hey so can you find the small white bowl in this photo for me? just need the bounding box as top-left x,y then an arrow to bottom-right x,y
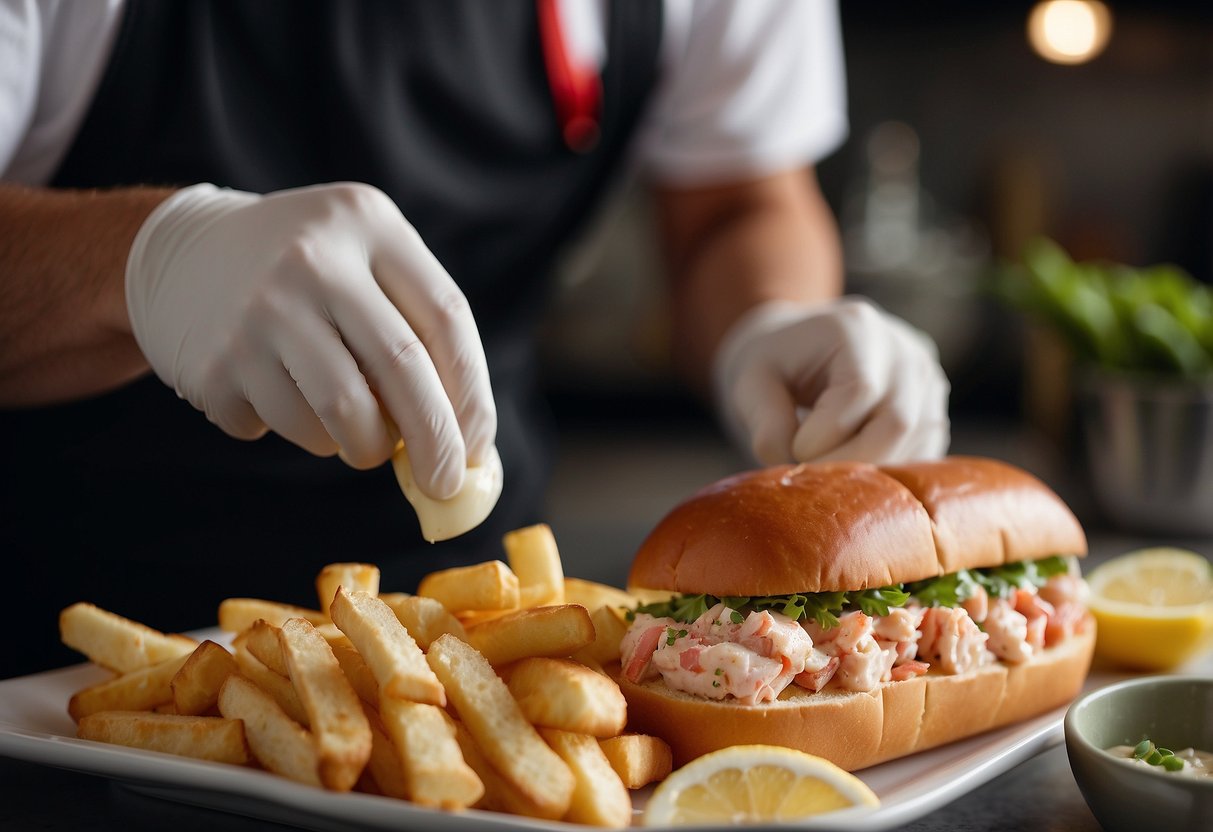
1065,675 -> 1213,832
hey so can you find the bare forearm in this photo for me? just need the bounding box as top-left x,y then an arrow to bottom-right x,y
0,184 -> 172,406
656,169 -> 843,392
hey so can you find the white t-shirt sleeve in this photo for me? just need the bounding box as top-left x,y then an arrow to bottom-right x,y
0,0 -> 123,185
638,0 -> 848,186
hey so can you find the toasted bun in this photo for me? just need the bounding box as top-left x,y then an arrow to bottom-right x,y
613,616 -> 1095,771
627,456 -> 1087,596
881,456 -> 1088,573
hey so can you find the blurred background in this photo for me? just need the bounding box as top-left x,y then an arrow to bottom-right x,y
537,0 -> 1213,586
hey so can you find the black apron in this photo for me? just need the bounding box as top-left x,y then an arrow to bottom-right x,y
2,0 -> 662,677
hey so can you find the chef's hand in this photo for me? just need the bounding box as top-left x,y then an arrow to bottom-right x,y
125,182 -> 495,499
713,297 -> 950,466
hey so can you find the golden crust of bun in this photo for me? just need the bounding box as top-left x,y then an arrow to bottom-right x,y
612,615 -> 1096,771
626,461 -> 940,596
880,455 -> 1088,573
626,456 -> 1086,596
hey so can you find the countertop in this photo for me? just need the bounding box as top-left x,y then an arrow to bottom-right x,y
2,415 -> 1209,831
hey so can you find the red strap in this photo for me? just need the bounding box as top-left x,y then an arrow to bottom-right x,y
537,0 -> 602,153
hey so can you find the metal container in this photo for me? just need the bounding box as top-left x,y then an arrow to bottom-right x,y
1079,370 -> 1213,536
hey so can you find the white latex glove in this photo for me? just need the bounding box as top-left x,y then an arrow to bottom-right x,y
712,297 -> 950,466
125,182 -> 496,499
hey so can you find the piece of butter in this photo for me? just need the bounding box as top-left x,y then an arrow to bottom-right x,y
391,443 -> 503,543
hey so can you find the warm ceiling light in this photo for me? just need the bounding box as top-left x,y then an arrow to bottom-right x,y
1028,0 -> 1113,65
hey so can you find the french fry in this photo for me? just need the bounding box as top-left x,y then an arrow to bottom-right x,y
316,562 -> 380,615
355,770 -> 382,796
425,634 -> 573,819
329,639 -> 379,706
504,658 -> 627,737
417,560 -> 519,612
78,710 -> 250,765
597,734 -> 673,789
377,593 -> 467,650
504,523 -> 565,608
361,703 -> 409,799
171,640 -> 238,716
68,653 -> 191,721
464,604 -> 594,667
59,603 -> 197,673
218,675 -> 320,787
57,526 -> 657,823
278,618 -> 371,792
218,598 -> 326,633
379,697 -> 483,809
572,604 -> 629,667
452,720 -> 551,818
541,728 -> 632,828
232,645 -> 310,727
329,588 -> 444,706
561,578 -> 638,613
313,623 -> 349,646
244,619 -> 289,676
454,607 -> 518,628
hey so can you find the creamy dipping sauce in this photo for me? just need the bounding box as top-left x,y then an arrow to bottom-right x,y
1106,745 -> 1213,779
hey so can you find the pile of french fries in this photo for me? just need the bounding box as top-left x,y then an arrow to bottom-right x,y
59,524 -> 673,827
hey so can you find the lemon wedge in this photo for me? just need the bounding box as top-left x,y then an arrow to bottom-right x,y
1086,547 -> 1213,671
642,745 -> 879,827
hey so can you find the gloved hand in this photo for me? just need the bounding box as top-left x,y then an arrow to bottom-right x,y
125,181 -> 496,499
712,297 -> 950,466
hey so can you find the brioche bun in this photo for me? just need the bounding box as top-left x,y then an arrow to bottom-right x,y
619,456 -> 1094,771
627,456 -> 1088,596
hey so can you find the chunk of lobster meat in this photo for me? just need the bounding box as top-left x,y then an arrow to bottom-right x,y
889,660 -> 930,681
794,656 -> 840,692
1014,588 -> 1056,621
983,599 -> 1032,664
1038,573 -> 1089,609
737,609 -> 817,670
835,637 -> 897,692
805,610 -> 873,656
961,585 -> 989,624
917,606 -> 990,675
620,614 -> 676,683
877,636 -> 921,666
1045,601 -> 1086,647
653,640 -> 786,705
872,607 -> 924,642
688,603 -> 742,644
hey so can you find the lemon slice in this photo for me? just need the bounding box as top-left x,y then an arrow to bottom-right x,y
642,745 -> 879,827
1087,547 -> 1213,671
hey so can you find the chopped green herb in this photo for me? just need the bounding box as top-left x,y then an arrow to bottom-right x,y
1132,738 -> 1186,772
663,628 -> 689,647
714,668 -> 724,676
729,610 -> 744,624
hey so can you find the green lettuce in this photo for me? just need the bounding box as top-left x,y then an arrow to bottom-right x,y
629,586 -> 909,630
629,556 -> 1073,629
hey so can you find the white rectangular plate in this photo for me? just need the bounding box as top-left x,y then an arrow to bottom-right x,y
2,631 -> 1209,831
